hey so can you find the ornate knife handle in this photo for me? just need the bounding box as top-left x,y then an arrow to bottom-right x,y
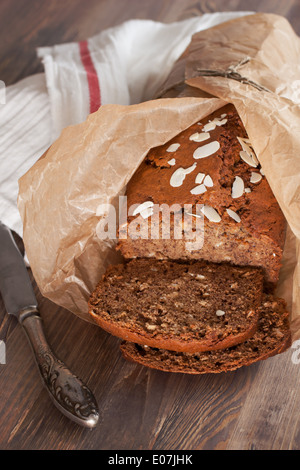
19,308 -> 99,428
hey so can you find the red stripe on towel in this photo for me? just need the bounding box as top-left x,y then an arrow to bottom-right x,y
79,40 -> 101,113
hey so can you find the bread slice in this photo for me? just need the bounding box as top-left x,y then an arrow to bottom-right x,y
120,295 -> 291,374
117,104 -> 286,290
89,258 -> 264,353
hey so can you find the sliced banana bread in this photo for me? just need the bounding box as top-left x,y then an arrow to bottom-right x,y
89,258 -> 264,353
120,295 -> 291,374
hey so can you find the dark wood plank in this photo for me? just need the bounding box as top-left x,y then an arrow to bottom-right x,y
1,0 -> 300,87
0,0 -> 300,451
226,347 -> 300,450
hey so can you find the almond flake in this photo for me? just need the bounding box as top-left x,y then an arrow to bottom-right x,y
232,176 -> 244,199
237,137 -> 259,167
190,184 -> 207,195
201,205 -> 221,223
170,163 -> 197,187
239,150 -> 257,168
216,118 -> 227,126
237,137 -> 253,155
202,121 -> 216,132
167,158 -> 176,166
245,188 -> 251,193
216,310 -> 225,316
189,132 -> 210,142
260,168 -> 265,175
185,211 -> 203,219
193,141 -> 220,159
202,116 -> 227,132
250,172 -> 262,183
132,201 -> 154,219
250,149 -> 259,166
166,143 -> 180,152
203,175 -> 213,187
195,172 -> 205,184
226,208 -> 241,223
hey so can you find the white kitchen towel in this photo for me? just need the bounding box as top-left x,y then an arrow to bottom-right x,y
0,12 -> 252,236
0,73 -> 51,235
38,12 -> 252,140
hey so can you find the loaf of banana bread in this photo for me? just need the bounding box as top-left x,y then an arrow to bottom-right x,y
117,104 -> 286,290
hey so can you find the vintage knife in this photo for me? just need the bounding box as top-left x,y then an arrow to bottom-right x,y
0,221 -> 99,428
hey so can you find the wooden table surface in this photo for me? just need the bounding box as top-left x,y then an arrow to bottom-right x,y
1,0 -> 300,451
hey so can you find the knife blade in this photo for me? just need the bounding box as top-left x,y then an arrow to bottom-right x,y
0,222 -> 37,317
0,221 -> 99,428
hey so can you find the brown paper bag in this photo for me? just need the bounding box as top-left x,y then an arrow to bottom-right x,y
18,97 -> 225,321
18,13 -> 300,341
